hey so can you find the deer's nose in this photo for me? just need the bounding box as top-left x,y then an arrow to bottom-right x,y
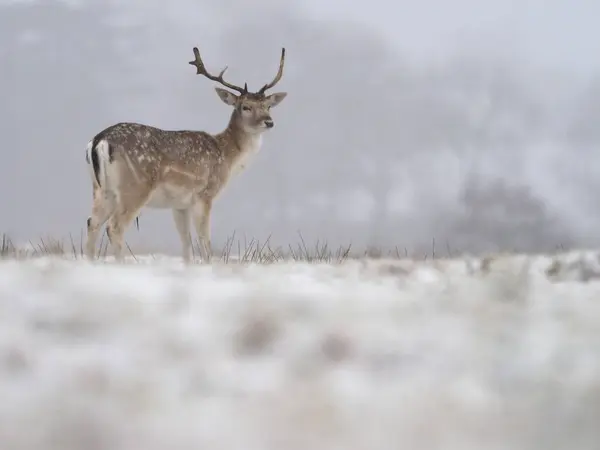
264,118 -> 274,128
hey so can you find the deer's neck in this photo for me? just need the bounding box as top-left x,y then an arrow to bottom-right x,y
218,112 -> 263,163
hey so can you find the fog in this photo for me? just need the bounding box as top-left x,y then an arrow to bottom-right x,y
2,0 -> 600,255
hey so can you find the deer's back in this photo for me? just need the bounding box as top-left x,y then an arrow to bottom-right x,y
94,122 -> 224,181
95,122 -> 220,159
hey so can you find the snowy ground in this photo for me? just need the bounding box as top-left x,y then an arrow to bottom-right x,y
1,251 -> 600,450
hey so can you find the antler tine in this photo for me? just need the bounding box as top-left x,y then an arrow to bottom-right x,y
189,47 -> 246,94
258,47 -> 286,94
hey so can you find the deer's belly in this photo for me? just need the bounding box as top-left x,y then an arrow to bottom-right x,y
146,183 -> 195,209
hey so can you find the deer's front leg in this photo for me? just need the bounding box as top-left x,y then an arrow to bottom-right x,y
172,208 -> 192,263
192,198 -> 212,263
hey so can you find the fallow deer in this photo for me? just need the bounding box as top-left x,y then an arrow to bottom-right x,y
84,46 -> 287,262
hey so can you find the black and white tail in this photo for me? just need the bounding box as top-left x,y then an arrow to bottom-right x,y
85,136 -> 112,188
85,137 -> 140,230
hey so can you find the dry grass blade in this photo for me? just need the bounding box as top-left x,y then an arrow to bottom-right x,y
1,233 -> 16,258
68,233 -> 81,259
220,230 -> 236,264
125,241 -> 138,262
337,243 -> 352,263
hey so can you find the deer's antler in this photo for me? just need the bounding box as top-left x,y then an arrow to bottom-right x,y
258,48 -> 286,94
189,47 -> 248,95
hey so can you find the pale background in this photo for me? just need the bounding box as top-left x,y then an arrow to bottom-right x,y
2,0 -> 600,255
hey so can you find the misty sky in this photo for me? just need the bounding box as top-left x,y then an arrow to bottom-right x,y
2,0 -> 600,256
303,0 -> 600,75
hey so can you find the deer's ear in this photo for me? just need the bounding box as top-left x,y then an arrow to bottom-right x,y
215,87 -> 238,106
265,92 -> 287,108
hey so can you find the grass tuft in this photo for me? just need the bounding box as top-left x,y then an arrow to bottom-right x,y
1,230 -> 402,263
1,231 -> 569,264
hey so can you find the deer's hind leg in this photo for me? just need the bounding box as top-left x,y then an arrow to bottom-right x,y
86,185 -> 117,259
106,187 -> 153,262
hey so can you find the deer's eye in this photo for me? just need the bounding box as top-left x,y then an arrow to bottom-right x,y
242,105 -> 252,111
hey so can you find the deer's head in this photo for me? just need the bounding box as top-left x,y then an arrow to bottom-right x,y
189,47 -> 287,134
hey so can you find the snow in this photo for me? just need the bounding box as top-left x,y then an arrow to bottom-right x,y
0,252 -> 600,449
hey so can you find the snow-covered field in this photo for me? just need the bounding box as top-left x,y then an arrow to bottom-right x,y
1,251 -> 600,450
